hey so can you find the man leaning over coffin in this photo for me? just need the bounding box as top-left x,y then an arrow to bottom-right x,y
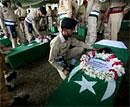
48,18 -> 89,80
24,6 -> 47,43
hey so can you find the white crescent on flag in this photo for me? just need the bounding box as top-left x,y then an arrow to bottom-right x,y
68,65 -> 81,82
95,39 -> 127,49
68,65 -> 116,101
101,79 -> 116,101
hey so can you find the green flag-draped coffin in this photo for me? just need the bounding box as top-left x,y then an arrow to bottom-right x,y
47,40 -> 129,107
5,41 -> 50,69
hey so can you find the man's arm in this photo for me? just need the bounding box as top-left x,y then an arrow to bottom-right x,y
32,19 -> 40,36
0,8 -> 8,35
123,3 -> 130,14
71,37 -> 88,49
48,40 -> 64,72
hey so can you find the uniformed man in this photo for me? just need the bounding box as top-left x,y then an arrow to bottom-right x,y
77,0 -> 87,26
52,7 -> 58,24
26,6 -> 31,14
48,18 -> 88,80
0,0 -> 25,48
46,6 -> 53,31
103,1 -> 127,40
57,0 -> 81,25
24,6 -> 47,42
85,0 -> 106,49
14,2 -> 27,33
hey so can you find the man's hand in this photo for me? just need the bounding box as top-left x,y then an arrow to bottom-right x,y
63,69 -> 70,76
3,28 -> 9,36
0,45 -> 11,54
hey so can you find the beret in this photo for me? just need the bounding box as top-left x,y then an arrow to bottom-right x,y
61,18 -> 78,29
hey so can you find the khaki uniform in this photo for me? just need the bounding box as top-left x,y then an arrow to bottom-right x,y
48,33 -> 87,80
0,6 -> 25,48
85,0 -> 103,48
85,0 -> 95,19
77,4 -> 87,26
97,2 -> 109,34
15,7 -> 27,33
104,2 -> 127,40
24,9 -> 41,42
0,53 -> 12,107
0,6 -> 17,48
52,7 -> 58,24
58,0 -> 79,22
47,6 -> 53,30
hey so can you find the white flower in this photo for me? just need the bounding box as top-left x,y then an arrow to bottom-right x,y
105,72 -> 114,81
84,70 -> 89,75
80,50 -> 125,81
110,58 -> 120,63
120,67 -> 125,74
42,39 -> 48,43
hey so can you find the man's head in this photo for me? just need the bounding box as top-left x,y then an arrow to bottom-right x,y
16,2 -> 22,7
48,6 -> 52,10
1,0 -> 11,7
38,6 -> 47,17
61,18 -> 78,39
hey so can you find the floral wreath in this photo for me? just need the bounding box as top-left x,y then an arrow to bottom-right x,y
35,35 -> 51,43
80,48 -> 125,81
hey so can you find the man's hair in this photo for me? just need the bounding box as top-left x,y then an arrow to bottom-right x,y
16,2 -> 22,7
39,6 -> 47,15
2,0 -> 10,7
61,18 -> 78,29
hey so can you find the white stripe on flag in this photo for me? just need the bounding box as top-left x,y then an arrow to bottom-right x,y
95,39 -> 128,49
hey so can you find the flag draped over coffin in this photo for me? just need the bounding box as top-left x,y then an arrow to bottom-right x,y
47,40 -> 129,107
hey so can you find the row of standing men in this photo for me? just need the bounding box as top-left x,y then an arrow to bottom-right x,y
0,0 -> 54,48
57,0 -> 130,49
0,0 -> 130,49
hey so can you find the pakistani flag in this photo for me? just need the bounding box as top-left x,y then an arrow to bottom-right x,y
47,40 -> 129,107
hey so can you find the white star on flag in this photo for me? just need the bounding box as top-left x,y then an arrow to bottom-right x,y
74,76 -> 97,94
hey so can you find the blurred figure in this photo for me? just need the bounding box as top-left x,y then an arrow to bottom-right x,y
26,6 -> 31,14
0,0 -> 25,48
57,0 -> 80,24
15,2 -> 27,34
24,6 -> 47,42
52,7 -> 58,24
14,2 -> 27,44
103,1 -> 128,40
0,45 -> 29,107
0,44 -> 16,89
0,51 -> 13,107
85,0 -> 106,49
47,6 -> 53,31
77,0 -> 88,26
